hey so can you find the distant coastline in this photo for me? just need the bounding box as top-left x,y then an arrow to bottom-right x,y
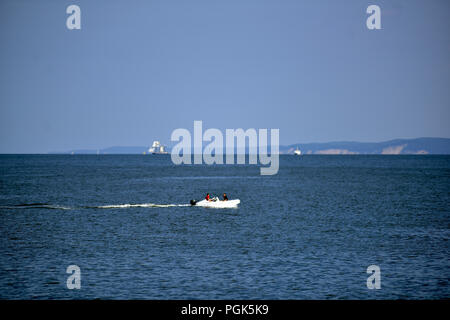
47,137 -> 450,155
283,137 -> 450,155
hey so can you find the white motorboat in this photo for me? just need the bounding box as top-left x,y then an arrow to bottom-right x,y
190,198 -> 240,208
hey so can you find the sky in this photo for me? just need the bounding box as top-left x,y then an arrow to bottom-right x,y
0,0 -> 449,153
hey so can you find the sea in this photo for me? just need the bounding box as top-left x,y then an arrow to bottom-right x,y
0,154 -> 449,299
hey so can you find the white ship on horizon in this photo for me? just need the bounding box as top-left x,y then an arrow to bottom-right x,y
148,140 -> 168,154
294,147 -> 301,155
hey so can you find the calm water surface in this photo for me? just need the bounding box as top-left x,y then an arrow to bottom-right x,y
0,155 -> 449,299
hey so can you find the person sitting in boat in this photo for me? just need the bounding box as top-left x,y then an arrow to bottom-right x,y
222,193 -> 228,201
205,193 -> 211,201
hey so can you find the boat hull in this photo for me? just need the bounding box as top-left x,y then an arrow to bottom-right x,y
192,199 -> 240,208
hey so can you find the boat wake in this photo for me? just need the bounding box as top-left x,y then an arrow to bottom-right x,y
91,203 -> 190,209
0,203 -> 72,210
0,202 -> 190,210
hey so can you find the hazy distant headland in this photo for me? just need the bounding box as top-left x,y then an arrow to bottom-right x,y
50,138 -> 450,155
283,137 -> 450,155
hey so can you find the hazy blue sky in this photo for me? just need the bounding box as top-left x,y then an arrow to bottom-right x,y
0,0 -> 449,153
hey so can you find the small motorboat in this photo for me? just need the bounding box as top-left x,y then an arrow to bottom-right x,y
190,197 -> 240,208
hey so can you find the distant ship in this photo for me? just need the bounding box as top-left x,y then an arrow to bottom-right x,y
148,141 -> 168,154
294,147 -> 301,155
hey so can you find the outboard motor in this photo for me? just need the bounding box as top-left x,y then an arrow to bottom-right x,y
190,199 -> 197,206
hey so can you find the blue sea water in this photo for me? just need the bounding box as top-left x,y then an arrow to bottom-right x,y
0,154 -> 449,299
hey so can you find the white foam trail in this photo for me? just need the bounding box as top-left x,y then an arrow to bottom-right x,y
0,204 -> 72,210
0,203 -> 190,210
45,205 -> 72,210
94,203 -> 190,209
